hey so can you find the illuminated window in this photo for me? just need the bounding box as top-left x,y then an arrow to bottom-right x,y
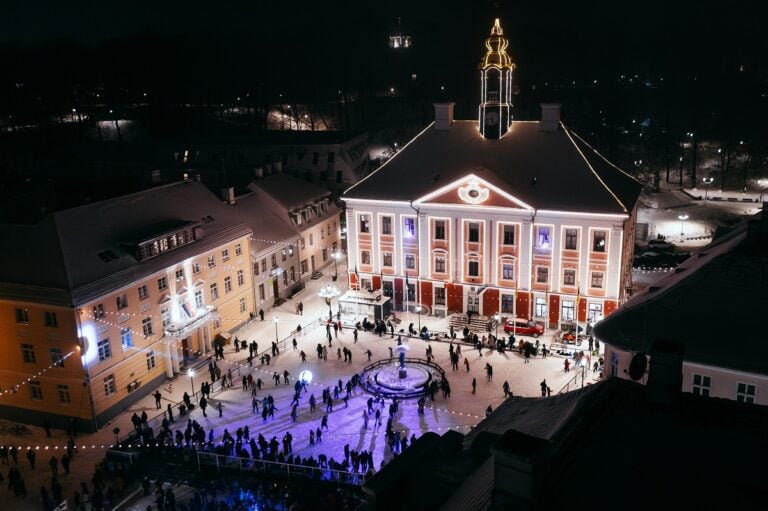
502,263 -> 514,279
588,303 -> 602,322
282,248 -> 287,261
561,300 -> 575,321
175,269 -> 184,281
15,307 -> 29,323
44,311 -> 58,327
116,294 -> 128,310
536,227 -> 551,249
565,229 -> 578,250
58,385 -> 71,404
591,272 -> 604,288
405,254 -> 416,269
737,383 -> 756,404
208,255 -> 216,268
501,294 -> 514,313
404,218 -> 416,237
29,381 -> 42,400
382,216 -> 392,235
468,223 -> 480,242
104,374 -> 117,396
157,277 -> 168,291
222,249 -> 230,262
146,351 -> 156,371
360,215 -> 370,234
237,269 -> 245,286
161,308 -> 171,328
142,317 -> 154,337
195,290 -> 204,308
434,220 -> 446,240
592,231 -> 607,252
192,262 -> 201,275
121,328 -> 133,350
361,250 -> 371,265
502,225 -> 515,245
535,298 -> 547,317
138,284 -> 149,300
434,287 -> 446,306
21,343 -> 36,363
224,276 -> 232,293
536,267 -> 549,283
97,338 -> 112,361
382,252 -> 393,267
210,283 -> 219,300
692,374 -> 711,396
50,347 -> 64,367
93,304 -> 105,319
434,256 -> 446,273
563,269 -> 576,286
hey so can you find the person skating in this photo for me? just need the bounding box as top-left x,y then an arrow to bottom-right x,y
503,380 -> 511,398
154,390 -> 162,409
540,379 -> 548,397
471,377 -> 476,394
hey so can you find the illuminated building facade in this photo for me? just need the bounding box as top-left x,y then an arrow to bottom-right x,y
0,181 -> 254,430
479,18 -> 514,140
342,19 -> 642,328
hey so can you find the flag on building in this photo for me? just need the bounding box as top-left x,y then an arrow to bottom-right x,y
180,300 -> 194,318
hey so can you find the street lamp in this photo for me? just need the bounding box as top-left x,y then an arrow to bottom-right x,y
273,315 -> 279,342
188,369 -> 196,401
702,176 -> 714,200
493,313 -> 500,340
415,305 -> 422,335
318,285 -> 341,321
678,214 -> 689,237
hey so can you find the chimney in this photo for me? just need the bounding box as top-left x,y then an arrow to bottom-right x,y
254,166 -> 264,179
539,103 -> 561,132
491,430 -> 548,505
273,161 -> 283,173
433,102 -> 455,130
220,187 -> 236,205
646,338 -> 685,408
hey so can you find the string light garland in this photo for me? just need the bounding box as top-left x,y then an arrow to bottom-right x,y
0,349 -> 77,398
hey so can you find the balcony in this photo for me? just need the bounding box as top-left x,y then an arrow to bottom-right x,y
164,306 -> 218,338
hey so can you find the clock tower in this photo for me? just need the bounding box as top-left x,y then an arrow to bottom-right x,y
479,19 -> 514,139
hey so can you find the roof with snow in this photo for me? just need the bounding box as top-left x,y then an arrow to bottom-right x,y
343,121 -> 642,215
593,211 -> 768,375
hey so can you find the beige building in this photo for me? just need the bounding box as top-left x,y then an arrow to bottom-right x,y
0,181 -> 254,431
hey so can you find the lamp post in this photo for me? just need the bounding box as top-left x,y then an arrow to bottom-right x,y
188,369 -> 196,402
415,305 -> 421,334
702,176 -> 714,200
493,313 -> 500,340
273,315 -> 279,343
318,285 -> 341,322
678,214 -> 689,237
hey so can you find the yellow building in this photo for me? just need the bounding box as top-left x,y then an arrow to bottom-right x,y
0,181 -> 254,431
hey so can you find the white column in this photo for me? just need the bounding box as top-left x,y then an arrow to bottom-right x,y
552,221 -> 562,292
346,208 -> 358,274
520,220 -> 532,290
171,342 -> 180,374
608,227 -> 624,299
418,213 -> 429,278
163,342 -> 174,378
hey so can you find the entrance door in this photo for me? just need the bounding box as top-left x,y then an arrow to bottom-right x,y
311,255 -> 316,272
181,338 -> 190,362
272,278 -> 279,300
467,290 -> 479,313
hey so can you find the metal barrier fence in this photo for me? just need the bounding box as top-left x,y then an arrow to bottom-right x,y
196,451 -> 363,486
557,365 -> 587,394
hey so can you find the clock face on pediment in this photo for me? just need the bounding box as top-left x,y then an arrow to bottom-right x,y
414,175 -> 533,210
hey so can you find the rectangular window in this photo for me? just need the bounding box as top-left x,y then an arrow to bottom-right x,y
536,267 -> 549,283
50,347 -> 64,367
309,234 -> 314,246
261,259 -> 267,272
300,260 -> 308,274
290,266 -> 296,282
434,220 -> 446,240
29,381 -> 42,400
161,308 -> 171,328
281,248 -> 287,261
435,256 -> 446,273
192,262 -> 201,275
116,294 -> 128,310
142,317 -> 154,337
208,255 -> 216,268
535,297 -> 547,317
502,225 -> 515,245
138,284 -> 149,300
146,351 -> 156,371
561,300 -> 575,321
563,269 -> 576,286
468,223 -> 480,243
382,216 -> 392,235
382,252 -> 393,267
404,217 -> 416,237
58,385 -> 71,404
21,343 -> 36,363
405,254 -> 416,270
93,304 -> 105,320
271,254 -> 277,268
692,374 -> 711,396
235,243 -> 242,256
501,294 -> 514,313
239,297 -> 247,313
121,327 -> 133,350
175,269 -> 184,281
322,248 -> 328,262
210,283 -> 219,300
593,231 -> 607,252
222,249 -> 230,262
300,237 -> 305,250
536,226 -> 551,249
258,284 -> 265,300
468,260 -> 479,277
588,303 -> 603,322
736,383 -> 756,404
361,250 -> 371,265
383,281 -> 394,298
97,338 -> 112,361
321,228 -> 325,240
224,276 -> 233,293
157,277 -> 168,291
565,228 -> 578,250
434,287 -> 446,306
253,262 -> 260,276
360,214 -> 371,233
591,272 -> 604,288
502,263 -> 514,279
44,311 -> 58,327
15,307 -> 29,323
104,374 -> 117,396
237,269 -> 245,286
195,290 -> 204,308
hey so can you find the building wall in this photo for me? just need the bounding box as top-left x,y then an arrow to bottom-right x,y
345,198 -> 630,327
251,239 -> 301,311
298,213 -> 341,278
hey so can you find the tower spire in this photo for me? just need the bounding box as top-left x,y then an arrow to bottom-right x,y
479,19 -> 515,139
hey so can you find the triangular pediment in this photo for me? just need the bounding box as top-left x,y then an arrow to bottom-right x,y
414,174 -> 533,210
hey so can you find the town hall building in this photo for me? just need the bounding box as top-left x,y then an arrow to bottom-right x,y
341,19 -> 642,329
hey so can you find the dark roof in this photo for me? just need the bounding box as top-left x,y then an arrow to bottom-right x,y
187,129 -> 365,147
344,121 -> 641,215
249,173 -> 332,209
593,216 -> 767,375
0,181 -> 251,305
230,191 -> 299,253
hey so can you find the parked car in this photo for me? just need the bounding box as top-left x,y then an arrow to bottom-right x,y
503,318 -> 545,337
647,239 -> 675,252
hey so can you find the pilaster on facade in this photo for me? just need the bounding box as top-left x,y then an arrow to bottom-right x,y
520,220 -> 533,290
608,226 -> 624,299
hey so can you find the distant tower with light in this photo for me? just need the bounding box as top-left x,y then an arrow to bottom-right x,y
479,19 -> 515,139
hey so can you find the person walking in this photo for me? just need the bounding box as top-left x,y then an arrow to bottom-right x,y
564,358 -> 571,373
154,390 -> 162,409
292,338 -> 298,350
471,377 -> 477,394
251,396 -> 260,414
61,453 -> 70,475
464,358 -> 470,372
298,302 -> 304,315
367,349 -> 372,361
540,379 -> 548,397
503,380 -> 511,398
26,448 -> 35,470
199,396 -> 208,417
353,329 -> 358,343
48,456 -> 58,476
217,402 -> 224,418
43,420 -> 52,438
